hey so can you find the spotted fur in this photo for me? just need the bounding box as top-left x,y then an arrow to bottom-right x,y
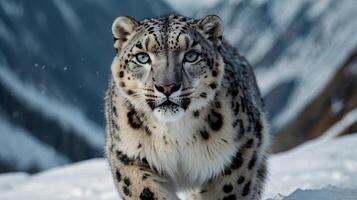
105,14 -> 269,200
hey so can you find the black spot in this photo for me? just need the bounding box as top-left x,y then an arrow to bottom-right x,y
121,82 -> 126,87
237,176 -> 245,185
223,194 -> 236,200
200,92 -> 207,98
193,111 -> 200,118
207,110 -> 223,131
255,120 -> 263,132
248,152 -> 257,170
127,109 -> 142,129
142,157 -> 149,165
112,106 -> 118,117
215,101 -> 221,109
112,121 -> 120,132
140,187 -> 154,200
223,184 -> 233,193
212,70 -> 218,77
246,139 -> 254,148
163,135 -> 169,145
200,129 -> 210,140
137,143 -> 142,148
256,131 -> 263,147
224,168 -> 232,175
242,181 -> 251,196
230,151 -> 243,169
119,71 -> 124,78
116,150 -> 133,165
181,98 -> 191,110
240,96 -> 247,113
144,126 -> 152,136
124,177 -> 131,186
122,186 -> 131,196
257,162 -> 267,181
136,42 -> 143,49
232,102 -> 239,115
209,82 -> 217,89
115,170 -> 122,182
127,90 -> 134,95
142,175 -> 148,180
146,100 -> 156,110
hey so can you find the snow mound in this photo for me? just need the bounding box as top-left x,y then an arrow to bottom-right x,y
265,134 -> 357,199
268,186 -> 357,200
0,134 -> 356,200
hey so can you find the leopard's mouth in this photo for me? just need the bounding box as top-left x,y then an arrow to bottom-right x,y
157,100 -> 179,108
153,100 -> 184,122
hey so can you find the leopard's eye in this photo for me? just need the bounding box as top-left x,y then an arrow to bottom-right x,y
135,52 -> 150,64
184,51 -> 199,63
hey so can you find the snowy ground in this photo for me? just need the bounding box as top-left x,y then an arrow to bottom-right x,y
0,134 -> 356,200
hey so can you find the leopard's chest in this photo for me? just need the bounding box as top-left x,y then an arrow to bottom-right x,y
142,111 -> 237,188
116,95 -> 239,187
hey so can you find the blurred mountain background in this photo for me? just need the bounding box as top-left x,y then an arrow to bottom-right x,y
0,0 -> 356,173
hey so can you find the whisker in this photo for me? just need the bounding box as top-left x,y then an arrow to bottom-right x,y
177,92 -> 192,97
142,88 -> 155,92
181,87 -> 193,91
144,94 -> 159,98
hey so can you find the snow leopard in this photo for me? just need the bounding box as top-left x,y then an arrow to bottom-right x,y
105,14 -> 269,200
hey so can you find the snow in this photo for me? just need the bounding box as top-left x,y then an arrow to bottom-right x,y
0,159 -> 116,200
265,134 -> 357,199
268,187 -> 357,200
0,172 -> 28,192
1,133 -> 356,200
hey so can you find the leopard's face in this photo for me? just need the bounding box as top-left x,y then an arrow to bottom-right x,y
111,15 -> 224,122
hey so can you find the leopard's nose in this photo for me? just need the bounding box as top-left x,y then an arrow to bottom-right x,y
155,83 -> 181,96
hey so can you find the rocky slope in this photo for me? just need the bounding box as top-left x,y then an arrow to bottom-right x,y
272,51 -> 357,152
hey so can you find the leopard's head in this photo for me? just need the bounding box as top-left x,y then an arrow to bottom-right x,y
111,15 -> 224,122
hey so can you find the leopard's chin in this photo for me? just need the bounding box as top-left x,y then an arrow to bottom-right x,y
153,101 -> 185,122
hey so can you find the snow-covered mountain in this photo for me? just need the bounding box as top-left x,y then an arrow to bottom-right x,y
0,0 -> 173,173
0,133 -> 356,200
176,0 -> 357,133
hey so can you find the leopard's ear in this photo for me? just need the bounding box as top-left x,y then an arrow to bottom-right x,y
196,15 -> 223,46
112,16 -> 139,52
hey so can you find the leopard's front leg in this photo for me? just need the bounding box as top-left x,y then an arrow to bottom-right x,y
107,150 -> 180,200
186,142 -> 268,200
